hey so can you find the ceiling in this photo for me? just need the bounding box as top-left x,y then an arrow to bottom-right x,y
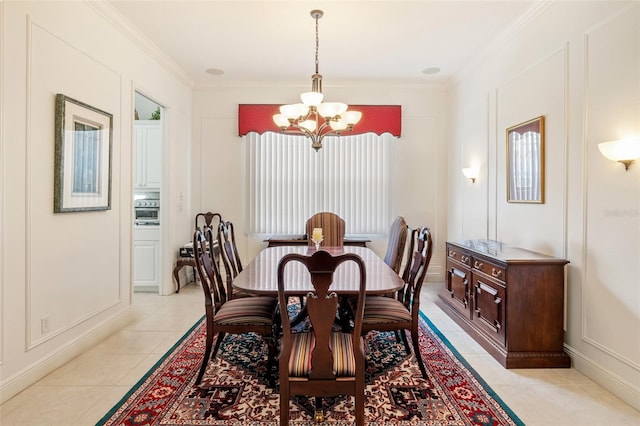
108,0 -> 538,88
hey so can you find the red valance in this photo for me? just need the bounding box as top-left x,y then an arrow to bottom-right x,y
238,104 -> 401,137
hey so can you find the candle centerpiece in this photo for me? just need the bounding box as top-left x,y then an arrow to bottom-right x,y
311,227 -> 324,250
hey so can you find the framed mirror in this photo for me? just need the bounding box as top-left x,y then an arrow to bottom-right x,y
506,116 -> 545,203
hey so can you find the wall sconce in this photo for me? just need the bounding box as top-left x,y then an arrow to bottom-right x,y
462,166 -> 479,183
598,137 -> 640,171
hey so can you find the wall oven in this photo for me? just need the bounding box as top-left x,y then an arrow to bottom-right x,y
134,191 -> 160,226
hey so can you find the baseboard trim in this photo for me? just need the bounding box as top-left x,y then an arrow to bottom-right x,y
565,345 -> 640,411
0,308 -> 137,404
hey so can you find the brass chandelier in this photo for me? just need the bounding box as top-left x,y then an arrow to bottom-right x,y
272,10 -> 362,151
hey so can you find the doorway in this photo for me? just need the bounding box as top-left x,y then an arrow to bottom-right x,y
133,92 -> 164,293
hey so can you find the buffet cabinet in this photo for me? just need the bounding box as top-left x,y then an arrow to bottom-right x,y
437,240 -> 571,368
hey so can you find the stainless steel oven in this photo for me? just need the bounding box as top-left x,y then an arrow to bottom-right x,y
134,191 -> 160,226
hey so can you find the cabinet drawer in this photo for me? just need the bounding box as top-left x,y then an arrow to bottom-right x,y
447,245 -> 471,266
472,257 -> 506,283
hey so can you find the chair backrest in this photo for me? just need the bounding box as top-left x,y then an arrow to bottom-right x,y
277,250 -> 366,380
217,220 -> 243,290
195,212 -> 222,233
383,216 -> 408,273
193,227 -> 228,314
399,227 -> 433,316
305,212 -> 346,247
195,212 -> 222,264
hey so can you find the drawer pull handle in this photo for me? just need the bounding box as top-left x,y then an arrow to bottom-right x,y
461,255 -> 469,263
449,250 -> 455,257
474,260 -> 483,269
491,268 -> 503,278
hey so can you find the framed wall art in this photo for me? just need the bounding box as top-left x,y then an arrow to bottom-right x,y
54,94 -> 113,212
506,116 -> 545,203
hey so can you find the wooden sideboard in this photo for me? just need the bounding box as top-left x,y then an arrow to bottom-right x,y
436,240 -> 570,368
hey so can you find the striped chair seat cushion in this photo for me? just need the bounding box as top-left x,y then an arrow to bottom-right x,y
363,296 -> 412,323
214,296 -> 277,325
288,332 -> 357,377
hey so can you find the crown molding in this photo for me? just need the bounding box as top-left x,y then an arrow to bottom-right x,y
451,0 -> 555,85
85,0 -> 194,88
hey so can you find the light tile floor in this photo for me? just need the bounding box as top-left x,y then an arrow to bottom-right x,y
1,282 -> 639,425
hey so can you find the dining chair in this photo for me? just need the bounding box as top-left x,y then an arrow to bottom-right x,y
217,219 -> 244,297
174,212 -> 223,292
277,250 -> 366,426
383,216 -> 408,274
359,226 -> 433,379
192,227 -> 278,386
305,211 -> 345,247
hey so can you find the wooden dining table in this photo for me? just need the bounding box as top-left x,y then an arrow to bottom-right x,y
232,245 -> 405,296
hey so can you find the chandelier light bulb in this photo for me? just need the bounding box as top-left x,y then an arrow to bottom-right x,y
273,114 -> 290,129
298,120 -> 317,132
329,119 -> 348,131
279,103 -> 307,120
317,102 -> 347,119
300,91 -> 324,107
341,110 -> 362,125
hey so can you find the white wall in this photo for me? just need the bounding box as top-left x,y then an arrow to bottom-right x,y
191,84 -> 449,281
448,1 -> 639,410
0,1 -> 192,402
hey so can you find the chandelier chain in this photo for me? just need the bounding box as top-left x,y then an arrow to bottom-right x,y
314,14 -> 319,75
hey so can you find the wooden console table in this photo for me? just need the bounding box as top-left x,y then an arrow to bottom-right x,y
265,235 -> 370,247
173,240 -> 220,293
436,239 -> 570,368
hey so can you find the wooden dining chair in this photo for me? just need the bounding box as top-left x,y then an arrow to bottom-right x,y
277,250 -> 366,426
217,219 -> 244,297
383,216 -> 408,274
305,212 -> 345,247
192,227 -> 278,386
360,226 -> 433,379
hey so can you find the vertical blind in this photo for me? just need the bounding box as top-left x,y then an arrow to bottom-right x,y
247,132 -> 396,235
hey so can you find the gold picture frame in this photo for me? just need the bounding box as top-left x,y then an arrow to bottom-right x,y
506,116 -> 545,203
54,94 -> 113,212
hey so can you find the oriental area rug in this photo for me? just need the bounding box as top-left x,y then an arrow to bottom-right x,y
98,313 -> 523,425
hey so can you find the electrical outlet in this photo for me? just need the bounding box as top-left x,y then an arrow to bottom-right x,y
41,315 -> 51,334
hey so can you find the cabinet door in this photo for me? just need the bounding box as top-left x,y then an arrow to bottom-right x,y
472,274 -> 506,346
446,261 -> 472,319
133,239 -> 160,289
134,122 -> 162,189
143,125 -> 162,188
134,126 -> 145,187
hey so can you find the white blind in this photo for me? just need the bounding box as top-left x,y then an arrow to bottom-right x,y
247,132 -> 396,235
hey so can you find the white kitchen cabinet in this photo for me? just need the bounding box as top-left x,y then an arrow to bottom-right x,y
134,120 -> 162,189
133,228 -> 161,292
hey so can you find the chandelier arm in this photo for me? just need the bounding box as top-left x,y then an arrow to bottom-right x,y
286,125 -> 313,138
316,122 -> 332,134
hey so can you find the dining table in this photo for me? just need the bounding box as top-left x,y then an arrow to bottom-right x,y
232,245 -> 405,297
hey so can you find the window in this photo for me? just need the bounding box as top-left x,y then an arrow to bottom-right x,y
247,132 -> 396,236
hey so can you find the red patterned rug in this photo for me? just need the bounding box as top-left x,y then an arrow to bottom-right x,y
98,312 -> 523,425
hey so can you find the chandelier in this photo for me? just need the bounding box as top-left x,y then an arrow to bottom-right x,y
272,10 -> 362,151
